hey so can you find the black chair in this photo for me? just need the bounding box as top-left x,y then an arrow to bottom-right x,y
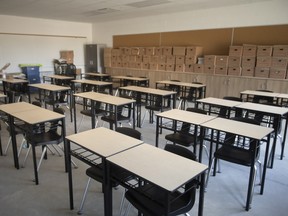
218,96 -> 243,118
206,117 -> 262,211
252,89 -> 274,104
123,144 -> 199,216
165,107 -> 209,159
22,107 -> 65,185
77,127 -> 142,215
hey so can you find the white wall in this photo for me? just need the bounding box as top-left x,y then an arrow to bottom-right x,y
0,15 -> 92,74
92,0 -> 288,47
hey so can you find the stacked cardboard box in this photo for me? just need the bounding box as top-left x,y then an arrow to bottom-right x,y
60,50 -> 74,64
270,45 -> 288,79
241,45 -> 257,77
228,46 -> 242,76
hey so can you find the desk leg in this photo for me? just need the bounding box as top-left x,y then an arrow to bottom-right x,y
198,172 -> 206,216
104,160 -> 112,216
9,116 -> 19,169
280,115 -> 287,160
268,116 -> 280,168
156,116 -> 159,147
67,140 -> 74,210
261,134 -> 271,195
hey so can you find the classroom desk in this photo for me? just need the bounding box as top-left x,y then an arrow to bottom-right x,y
71,79 -> 113,94
111,75 -> 149,87
200,117 -> 274,211
73,91 -> 136,132
156,80 -> 206,109
156,109 -> 216,161
66,127 -> 143,215
196,97 -> 243,118
276,93 -> 288,107
2,78 -> 29,101
107,143 -> 208,216
118,85 -> 177,127
29,83 -> 72,121
235,102 -> 288,167
43,74 -> 75,87
240,90 -> 279,102
81,72 -> 111,81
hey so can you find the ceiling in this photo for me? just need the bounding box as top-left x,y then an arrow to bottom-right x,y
0,0 -> 269,23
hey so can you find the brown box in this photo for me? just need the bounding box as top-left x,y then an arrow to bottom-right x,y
175,55 -> 185,64
129,55 -> 137,62
104,48 -> 112,56
111,61 -> 118,67
131,47 -> 140,55
194,64 -> 204,73
122,62 -> 129,68
204,65 -> 215,74
271,57 -> 288,69
154,47 -> 163,56
255,67 -> 270,78
136,55 -> 143,62
121,55 -> 129,62
228,67 -> 242,76
229,46 -> 243,57
175,64 -> 185,72
166,64 -> 175,71
117,61 -> 123,68
257,46 -> 273,56
215,56 -> 229,67
228,56 -> 242,67
111,49 -> 121,56
173,47 -> 186,56
241,57 -> 256,67
135,62 -> 142,69
150,56 -> 159,63
166,55 -> 175,64
242,45 -> 257,57
269,68 -> 287,79
123,47 -> 131,55
60,50 -> 74,63
186,46 -> 203,57
158,55 -> 167,64
141,63 -> 149,70
256,57 -> 272,67
215,66 -> 228,75
128,62 -> 137,68
241,67 -> 255,77
139,47 -> 145,55
162,47 -> 173,56
146,47 -> 155,56
158,63 -> 166,71
149,63 -> 158,70
273,45 -> 288,57
185,56 -> 197,64
185,64 -> 194,72
204,55 -> 216,65
142,55 -> 151,63
104,57 -> 111,67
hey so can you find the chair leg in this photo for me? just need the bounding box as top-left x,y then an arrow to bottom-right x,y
22,145 -> 31,168
3,137 -> 12,155
37,146 -> 47,172
77,177 -> 92,215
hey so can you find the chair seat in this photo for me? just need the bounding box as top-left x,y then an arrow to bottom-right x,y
101,114 -> 130,123
80,109 -> 106,117
214,146 -> 254,167
165,133 -> 196,147
26,131 -> 63,146
125,182 -> 197,216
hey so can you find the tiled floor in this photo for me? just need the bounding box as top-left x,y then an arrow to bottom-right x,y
0,100 -> 288,216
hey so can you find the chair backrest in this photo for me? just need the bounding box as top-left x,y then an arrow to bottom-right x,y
32,101 -> 42,107
49,107 -> 65,133
115,127 -> 142,140
223,96 -> 242,102
253,89 -> 274,104
164,144 -> 197,161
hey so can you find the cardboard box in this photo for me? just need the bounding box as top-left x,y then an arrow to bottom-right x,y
273,45 -> 288,57
111,61 -> 118,67
254,67 -> 270,78
271,57 -> 288,69
175,55 -> 185,64
135,62 -> 142,69
215,66 -> 228,75
136,55 -> 143,62
131,47 -> 140,55
241,57 -> 256,67
228,56 -> 242,67
104,57 -> 111,67
149,63 -> 158,70
228,67 -> 242,76
166,55 -> 175,64
116,61 -> 123,68
158,55 -> 167,64
121,55 -> 129,62
60,50 -> 74,64
154,47 -> 163,56
215,56 -> 229,67
256,57 -> 272,67
229,46 -> 243,57
139,47 -> 145,55
204,55 -> 216,65
204,65 -> 215,75
173,47 -> 186,56
194,64 -> 204,73
241,67 -> 255,77
122,62 -> 129,68
75,68 -> 82,75
166,64 -> 175,71
257,46 -> 273,56
158,63 -> 166,71
185,64 -> 194,72
269,68 -> 287,79
185,56 -> 197,65
142,55 -> 151,63
175,64 -> 185,72
145,47 -> 155,56
129,55 -> 137,62
242,45 -> 257,57
141,63 -> 149,70
128,62 -> 136,68
162,47 -> 173,56
186,46 -> 203,57
104,48 -> 112,56
150,56 -> 159,63
111,49 -> 121,56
